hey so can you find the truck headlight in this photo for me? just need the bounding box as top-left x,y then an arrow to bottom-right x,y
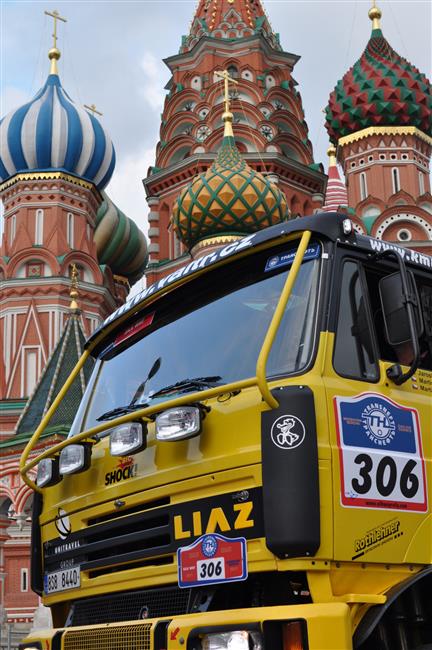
202,631 -> 262,650
36,458 -> 60,487
109,422 -> 147,456
59,443 -> 92,475
155,406 -> 201,441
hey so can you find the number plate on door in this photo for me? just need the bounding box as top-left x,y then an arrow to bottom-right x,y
335,393 -> 427,512
177,533 -> 247,588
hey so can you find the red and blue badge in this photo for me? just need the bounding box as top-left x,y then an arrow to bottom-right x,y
177,533 -> 247,588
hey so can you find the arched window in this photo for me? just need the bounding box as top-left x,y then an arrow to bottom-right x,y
67,213 -> 74,248
9,214 -> 16,245
227,65 -> 239,79
359,172 -> 368,201
392,167 -> 400,194
419,172 -> 425,195
35,209 -> 44,245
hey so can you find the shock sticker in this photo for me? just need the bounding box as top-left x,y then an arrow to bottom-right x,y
177,533 -> 247,588
334,393 -> 427,512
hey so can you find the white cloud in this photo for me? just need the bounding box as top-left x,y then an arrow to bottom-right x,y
105,144 -> 157,239
139,52 -> 166,111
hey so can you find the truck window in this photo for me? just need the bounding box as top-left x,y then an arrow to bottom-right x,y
72,246 -> 321,434
333,260 -> 379,382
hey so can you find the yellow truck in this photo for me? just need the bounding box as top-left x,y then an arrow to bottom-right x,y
20,213 -> 432,650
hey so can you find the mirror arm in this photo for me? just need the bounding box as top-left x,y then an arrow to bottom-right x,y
373,249 -> 421,385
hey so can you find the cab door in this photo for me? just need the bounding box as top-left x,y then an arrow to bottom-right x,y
323,250 -> 432,567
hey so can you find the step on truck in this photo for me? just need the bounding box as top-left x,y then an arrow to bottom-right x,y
20,213 -> 432,650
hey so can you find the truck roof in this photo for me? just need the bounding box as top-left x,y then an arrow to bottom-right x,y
87,212 -> 432,348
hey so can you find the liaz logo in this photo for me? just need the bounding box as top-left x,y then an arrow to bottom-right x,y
105,457 -> 138,485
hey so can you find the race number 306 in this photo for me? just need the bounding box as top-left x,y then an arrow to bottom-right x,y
334,394 -> 427,512
197,558 -> 225,581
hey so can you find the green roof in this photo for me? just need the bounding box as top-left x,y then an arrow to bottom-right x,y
0,315 -> 95,450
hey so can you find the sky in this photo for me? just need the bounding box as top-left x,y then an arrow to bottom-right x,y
1,0 -> 431,258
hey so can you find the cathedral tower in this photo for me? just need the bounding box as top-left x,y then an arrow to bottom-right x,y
143,0 -> 326,283
325,3 -> 432,250
0,15 -> 148,436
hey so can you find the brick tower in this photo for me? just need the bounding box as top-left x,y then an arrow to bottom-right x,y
144,0 -> 326,283
0,18 -> 148,438
0,18 -> 148,639
325,2 -> 432,252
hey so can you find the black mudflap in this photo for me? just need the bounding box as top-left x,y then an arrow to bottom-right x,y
261,385 -> 320,558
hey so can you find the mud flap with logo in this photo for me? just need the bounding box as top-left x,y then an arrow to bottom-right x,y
261,385 -> 320,558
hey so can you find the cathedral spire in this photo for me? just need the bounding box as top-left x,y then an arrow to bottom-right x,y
182,0 -> 281,52
368,0 -> 382,32
322,145 -> 348,213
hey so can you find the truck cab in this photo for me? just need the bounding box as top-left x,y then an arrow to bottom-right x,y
20,213 -> 432,650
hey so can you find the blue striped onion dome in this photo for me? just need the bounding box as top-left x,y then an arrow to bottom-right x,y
95,193 -> 149,283
0,73 -> 115,190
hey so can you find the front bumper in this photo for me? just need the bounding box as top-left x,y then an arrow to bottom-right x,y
20,603 -> 353,650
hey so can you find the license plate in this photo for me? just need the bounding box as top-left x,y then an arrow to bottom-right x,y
44,566 -> 80,594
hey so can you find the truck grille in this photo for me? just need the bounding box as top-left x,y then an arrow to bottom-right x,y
63,623 -> 151,650
70,586 -> 192,626
44,488 -> 264,576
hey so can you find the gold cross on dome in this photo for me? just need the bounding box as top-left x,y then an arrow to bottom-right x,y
215,69 -> 239,115
84,104 -> 103,117
44,10 -> 67,50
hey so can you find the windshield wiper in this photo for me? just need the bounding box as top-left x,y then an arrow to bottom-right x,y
149,376 -> 223,399
97,403 -> 148,422
97,376 -> 222,422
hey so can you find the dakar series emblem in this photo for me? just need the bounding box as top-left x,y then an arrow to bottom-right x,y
271,415 -> 306,450
105,456 -> 138,485
362,402 -> 396,446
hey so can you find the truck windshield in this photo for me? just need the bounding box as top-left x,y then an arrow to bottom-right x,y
71,243 -> 321,434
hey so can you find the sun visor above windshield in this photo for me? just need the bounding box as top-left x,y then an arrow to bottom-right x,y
86,213 -> 351,349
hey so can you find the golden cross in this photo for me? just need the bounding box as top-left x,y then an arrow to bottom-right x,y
215,69 -> 239,115
44,10 -> 67,50
84,104 -> 103,117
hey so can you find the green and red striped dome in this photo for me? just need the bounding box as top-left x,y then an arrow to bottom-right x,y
325,25 -> 431,143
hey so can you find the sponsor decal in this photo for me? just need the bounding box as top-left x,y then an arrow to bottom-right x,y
96,233 -> 258,334
412,370 -> 432,393
55,508 -> 71,539
368,238 -> 432,269
335,393 -> 427,511
114,313 -> 155,347
178,533 -> 247,588
270,414 -> 306,450
265,243 -> 321,272
352,518 -> 403,560
104,456 -> 138,486
54,541 -> 80,555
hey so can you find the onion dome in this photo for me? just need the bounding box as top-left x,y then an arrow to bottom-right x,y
0,46 -> 115,190
325,3 -> 431,143
95,193 -> 148,283
171,112 -> 289,250
322,145 -> 348,212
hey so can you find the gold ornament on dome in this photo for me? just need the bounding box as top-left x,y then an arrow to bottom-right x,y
44,9 -> 67,75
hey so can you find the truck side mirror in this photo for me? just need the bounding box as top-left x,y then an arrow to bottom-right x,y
379,271 -> 423,346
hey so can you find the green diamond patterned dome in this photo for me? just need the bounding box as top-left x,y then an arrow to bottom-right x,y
325,17 -> 432,143
171,134 -> 289,250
